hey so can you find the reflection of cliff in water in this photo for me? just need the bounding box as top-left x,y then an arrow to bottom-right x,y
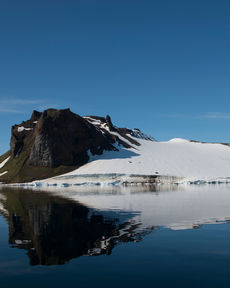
0,187 -> 152,266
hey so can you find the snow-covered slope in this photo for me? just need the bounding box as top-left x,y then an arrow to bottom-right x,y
69,138 -> 230,178
4,113 -> 230,186
25,116 -> 230,186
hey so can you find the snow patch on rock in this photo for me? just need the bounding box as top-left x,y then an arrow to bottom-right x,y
0,171 -> 8,177
17,126 -> 33,132
0,156 -> 10,169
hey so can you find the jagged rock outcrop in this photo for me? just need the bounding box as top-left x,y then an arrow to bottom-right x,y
9,109 -> 120,168
105,115 -> 115,131
28,109 -> 116,167
1,108 -> 153,183
9,108 -> 149,170
10,116 -> 37,158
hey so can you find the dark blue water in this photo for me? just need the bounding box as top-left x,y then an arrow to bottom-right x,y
0,186 -> 230,288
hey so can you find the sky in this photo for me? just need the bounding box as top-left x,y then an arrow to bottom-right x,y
0,0 -> 230,154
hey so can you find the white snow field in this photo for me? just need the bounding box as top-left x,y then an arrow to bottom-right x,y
70,138 -> 230,178
4,114 -> 230,186
30,135 -> 230,187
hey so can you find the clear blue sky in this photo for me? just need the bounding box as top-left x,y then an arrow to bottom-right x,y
1,0 -> 230,154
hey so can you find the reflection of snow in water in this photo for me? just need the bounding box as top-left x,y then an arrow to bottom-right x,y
25,185 -> 230,231
1,185 -> 230,260
0,194 -> 8,215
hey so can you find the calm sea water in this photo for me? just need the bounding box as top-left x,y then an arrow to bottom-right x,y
0,185 -> 230,287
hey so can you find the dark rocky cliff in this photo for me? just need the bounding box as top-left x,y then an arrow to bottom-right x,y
0,108 -> 148,183
10,108 -> 118,169
28,109 -> 117,167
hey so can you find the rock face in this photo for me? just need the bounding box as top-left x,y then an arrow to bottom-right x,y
2,108 -> 153,183
29,109 -> 118,167
11,109 -> 117,168
10,111 -> 41,158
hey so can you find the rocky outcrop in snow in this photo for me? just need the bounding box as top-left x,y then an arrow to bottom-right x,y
10,109 -> 148,169
1,108 -> 152,183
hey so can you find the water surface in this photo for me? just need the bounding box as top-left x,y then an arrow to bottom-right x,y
0,185 -> 230,287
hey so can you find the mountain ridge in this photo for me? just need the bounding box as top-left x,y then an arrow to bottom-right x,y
0,108 -> 151,183
2,108 -> 230,186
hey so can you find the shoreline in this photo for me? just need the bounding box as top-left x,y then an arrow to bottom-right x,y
2,173 -> 230,188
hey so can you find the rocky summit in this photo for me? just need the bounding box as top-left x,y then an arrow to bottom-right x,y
0,108 -> 148,183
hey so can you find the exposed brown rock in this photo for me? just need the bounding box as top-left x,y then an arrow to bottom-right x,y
9,109 -> 119,168
3,108 -> 150,183
28,109 -> 117,167
105,115 -> 115,131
